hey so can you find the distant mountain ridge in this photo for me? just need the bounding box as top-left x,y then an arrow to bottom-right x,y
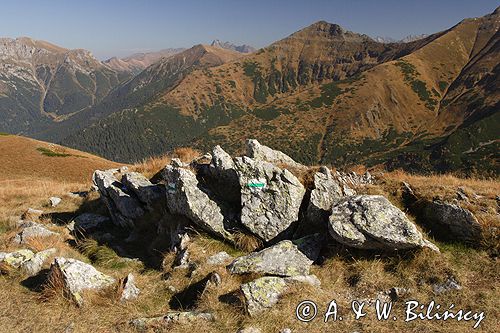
210,39 -> 256,53
103,48 -> 186,74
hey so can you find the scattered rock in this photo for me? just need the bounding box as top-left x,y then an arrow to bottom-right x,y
207,251 -> 233,266
419,200 -> 482,243
130,312 -> 214,330
235,156 -> 305,242
69,213 -> 110,234
13,222 -> 58,244
121,172 -> 164,210
0,249 -> 34,268
228,234 -> 323,277
284,274 -> 321,287
246,139 -> 305,170
163,165 -> 232,240
456,188 -> 469,202
93,169 -> 145,229
48,257 -> 116,306
328,195 -> 439,251
433,276 -> 462,295
21,248 -> 57,276
49,197 -> 62,207
279,329 -> 292,333
21,208 -> 43,220
120,273 -> 140,302
241,276 -> 288,316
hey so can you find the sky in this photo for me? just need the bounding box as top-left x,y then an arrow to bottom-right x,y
0,0 -> 498,60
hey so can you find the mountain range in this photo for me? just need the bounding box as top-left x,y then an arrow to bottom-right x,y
0,8 -> 498,176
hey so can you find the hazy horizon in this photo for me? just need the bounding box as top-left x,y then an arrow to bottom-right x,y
0,0 -> 498,60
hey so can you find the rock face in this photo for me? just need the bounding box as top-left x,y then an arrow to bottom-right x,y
235,156 -> 305,242
246,139 -> 305,169
121,172 -> 164,210
228,234 -> 323,277
93,169 -> 145,229
49,257 -> 116,305
163,165 -> 232,240
203,145 -> 240,203
328,195 -> 438,251
419,200 -> 482,243
306,167 -> 344,231
14,222 -> 58,244
241,276 -> 288,316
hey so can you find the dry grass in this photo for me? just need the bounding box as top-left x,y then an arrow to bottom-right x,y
172,147 -> 201,163
132,154 -> 172,179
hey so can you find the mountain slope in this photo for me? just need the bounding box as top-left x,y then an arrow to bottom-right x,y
103,48 -> 186,74
0,37 -> 131,135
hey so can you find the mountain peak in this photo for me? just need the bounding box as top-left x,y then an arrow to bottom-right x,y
209,39 -> 256,53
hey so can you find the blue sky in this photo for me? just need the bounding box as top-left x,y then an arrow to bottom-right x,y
0,0 -> 498,59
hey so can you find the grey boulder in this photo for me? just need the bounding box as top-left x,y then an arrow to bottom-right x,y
163,165 -> 232,240
120,273 -> 140,302
328,195 -> 438,251
235,156 -> 305,242
228,234 -> 323,277
14,222 -> 58,244
246,139 -> 305,170
21,248 -> 57,276
0,249 -> 35,268
121,172 -> 164,210
48,257 -> 116,306
241,276 -> 288,316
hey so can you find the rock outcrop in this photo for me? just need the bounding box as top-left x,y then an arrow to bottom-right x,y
235,156 -> 305,242
228,234 -> 323,276
93,170 -> 145,229
121,172 -> 164,211
202,145 -> 240,204
69,213 -> 110,234
328,195 -> 438,251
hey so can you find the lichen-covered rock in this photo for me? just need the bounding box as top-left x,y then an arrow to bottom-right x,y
235,156 -> 305,242
284,274 -> 321,287
21,248 -> 57,276
120,273 -> 140,302
419,200 -> 482,243
0,249 -> 34,268
93,169 -> 145,228
163,165 -> 232,240
130,311 -> 214,330
228,234 -> 323,277
246,139 -> 305,170
121,172 -> 164,210
13,222 -> 58,244
305,167 -> 344,231
207,251 -> 233,266
48,257 -> 116,306
328,195 -> 438,251
69,213 -> 110,234
241,276 -> 288,316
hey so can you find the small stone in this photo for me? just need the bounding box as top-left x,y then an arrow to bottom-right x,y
237,328 -> 262,333
120,273 -> 140,302
21,248 -> 57,276
433,277 -> 462,295
13,222 -> 58,244
279,329 -> 292,333
49,197 -> 62,207
130,312 -> 214,330
284,274 -> 321,287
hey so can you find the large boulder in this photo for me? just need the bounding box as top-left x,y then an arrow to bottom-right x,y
162,165 -> 232,240
235,156 -> 305,242
241,276 -> 288,316
246,139 -> 305,170
48,257 -> 116,306
93,169 -> 145,229
228,234 -> 323,277
305,167 -> 345,231
419,200 -> 482,243
121,172 -> 164,211
328,195 -> 438,251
